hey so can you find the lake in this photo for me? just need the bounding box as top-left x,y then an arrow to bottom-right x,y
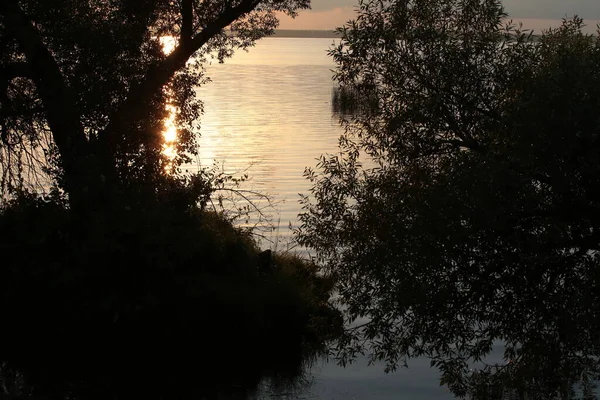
196,38 -> 342,251
195,37 -> 455,400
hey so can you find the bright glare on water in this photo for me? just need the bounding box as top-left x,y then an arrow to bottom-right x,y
194,38 -> 343,250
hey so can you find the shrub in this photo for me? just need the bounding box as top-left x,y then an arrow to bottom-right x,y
0,180 -> 341,400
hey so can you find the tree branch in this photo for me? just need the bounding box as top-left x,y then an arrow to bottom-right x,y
0,62 -> 31,83
0,62 -> 31,113
0,0 -> 88,187
181,0 -> 194,44
101,0 -> 262,152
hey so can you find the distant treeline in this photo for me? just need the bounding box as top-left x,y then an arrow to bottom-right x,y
272,30 -> 341,38
266,30 -> 549,40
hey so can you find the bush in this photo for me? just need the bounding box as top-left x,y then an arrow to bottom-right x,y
298,0 -> 600,397
0,181 -> 341,400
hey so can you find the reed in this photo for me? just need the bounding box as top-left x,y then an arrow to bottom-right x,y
331,85 -> 379,117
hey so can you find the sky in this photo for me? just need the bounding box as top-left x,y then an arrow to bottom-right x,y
278,0 -> 600,32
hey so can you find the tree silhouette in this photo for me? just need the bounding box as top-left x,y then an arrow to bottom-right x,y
297,0 -> 600,398
0,2 -> 347,400
0,0 -> 309,206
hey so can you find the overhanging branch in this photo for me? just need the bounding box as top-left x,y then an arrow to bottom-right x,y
101,0 -> 262,151
0,0 -> 88,182
0,62 -> 31,83
181,0 -> 194,44
0,62 -> 31,111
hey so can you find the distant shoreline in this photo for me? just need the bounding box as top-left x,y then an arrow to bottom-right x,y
272,30 -> 341,39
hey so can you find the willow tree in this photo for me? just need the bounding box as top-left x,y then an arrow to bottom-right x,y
297,0 -> 600,398
0,0 -> 309,207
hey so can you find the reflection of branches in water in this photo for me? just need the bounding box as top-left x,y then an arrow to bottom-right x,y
0,124 -> 54,198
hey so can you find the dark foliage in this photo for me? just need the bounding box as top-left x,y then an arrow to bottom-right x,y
0,2 -> 346,398
297,0 -> 600,398
0,184 -> 341,399
0,0 -> 310,203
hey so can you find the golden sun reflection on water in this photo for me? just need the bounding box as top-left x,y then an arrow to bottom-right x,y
160,36 -> 179,163
162,103 -> 178,160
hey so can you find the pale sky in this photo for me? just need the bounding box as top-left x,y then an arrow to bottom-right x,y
278,0 -> 600,32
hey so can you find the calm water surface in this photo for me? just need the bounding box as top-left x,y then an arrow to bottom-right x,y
196,37 -> 454,400
196,38 -> 342,249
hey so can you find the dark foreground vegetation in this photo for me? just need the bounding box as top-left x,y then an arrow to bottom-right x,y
301,0 -> 600,398
0,182 -> 342,399
0,0 -> 345,399
4,0 -> 600,398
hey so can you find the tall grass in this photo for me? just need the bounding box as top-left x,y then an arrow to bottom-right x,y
331,85 -> 379,117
